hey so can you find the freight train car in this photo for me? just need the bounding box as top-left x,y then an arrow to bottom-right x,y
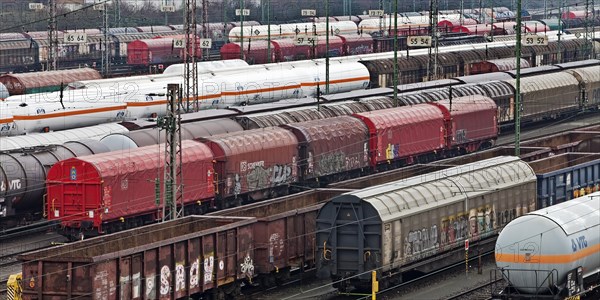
18,186 -> 347,300
494,192 -> 600,298
126,36 -> 203,70
45,96 -> 498,238
2,61 -> 598,227
14,130 -> 600,299
316,156 -> 537,291
0,68 -> 101,96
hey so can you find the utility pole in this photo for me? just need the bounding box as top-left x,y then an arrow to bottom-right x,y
460,0 -> 464,25
378,0 -> 384,35
427,0 -> 439,81
543,0 -> 547,19
102,2 -> 110,76
115,0 -> 121,27
48,0 -> 58,71
240,0 -> 244,60
558,0 -> 563,62
161,84 -> 184,220
584,0 -> 596,59
393,0 -> 398,106
325,0 -> 330,94
184,0 -> 198,111
267,0 -> 271,63
202,0 -> 208,60
515,0 -> 522,156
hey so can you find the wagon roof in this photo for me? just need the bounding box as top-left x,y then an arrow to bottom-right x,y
348,156 -> 536,223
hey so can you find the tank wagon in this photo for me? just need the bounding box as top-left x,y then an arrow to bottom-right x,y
15,137 -> 600,299
315,156 -> 537,290
494,192 -> 600,298
2,61 -> 599,229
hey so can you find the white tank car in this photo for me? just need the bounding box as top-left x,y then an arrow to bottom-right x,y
228,21 -> 358,42
7,101 -> 127,135
213,61 -> 370,108
495,192 -> 600,295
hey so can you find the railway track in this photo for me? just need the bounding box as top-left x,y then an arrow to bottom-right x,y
0,222 -> 66,298
1,119 -> 598,299
443,279 -> 504,300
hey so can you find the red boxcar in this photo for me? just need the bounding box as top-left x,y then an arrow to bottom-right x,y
220,40 -> 276,64
452,24 -> 504,36
46,140 -> 215,235
0,68 -> 101,95
282,116 -> 370,181
430,96 -> 498,151
338,34 -> 374,56
272,39 -> 311,62
438,18 -> 478,31
199,127 -> 298,203
353,104 -> 446,166
314,35 -> 344,57
471,58 -> 531,74
127,37 -> 202,66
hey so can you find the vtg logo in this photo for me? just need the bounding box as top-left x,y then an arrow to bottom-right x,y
571,236 -> 588,252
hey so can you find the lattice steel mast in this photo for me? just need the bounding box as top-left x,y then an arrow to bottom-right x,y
584,0 -> 596,59
427,0 -> 439,81
184,0 -> 198,111
162,84 -> 184,220
102,2 -> 110,76
48,0 -> 58,70
202,0 -> 208,60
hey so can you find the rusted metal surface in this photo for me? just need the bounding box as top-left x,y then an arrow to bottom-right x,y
283,116 -> 369,180
210,189 -> 347,275
19,216 -> 255,300
0,68 -> 101,95
520,131 -> 600,153
200,127 -> 299,199
21,188 -> 348,299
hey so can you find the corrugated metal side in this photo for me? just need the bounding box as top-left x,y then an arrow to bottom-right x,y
353,104 -> 445,165
338,34 -> 374,55
362,157 -> 535,273
505,72 -> 581,120
126,39 -> 151,65
315,36 -> 344,57
530,153 -> 600,208
565,66 -> 600,107
0,68 -> 101,95
221,41 -> 275,64
434,96 -> 498,147
47,140 -> 215,228
272,39 -> 310,62
200,127 -> 299,199
20,217 -> 256,300
283,116 -> 369,180
316,194 -> 379,281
